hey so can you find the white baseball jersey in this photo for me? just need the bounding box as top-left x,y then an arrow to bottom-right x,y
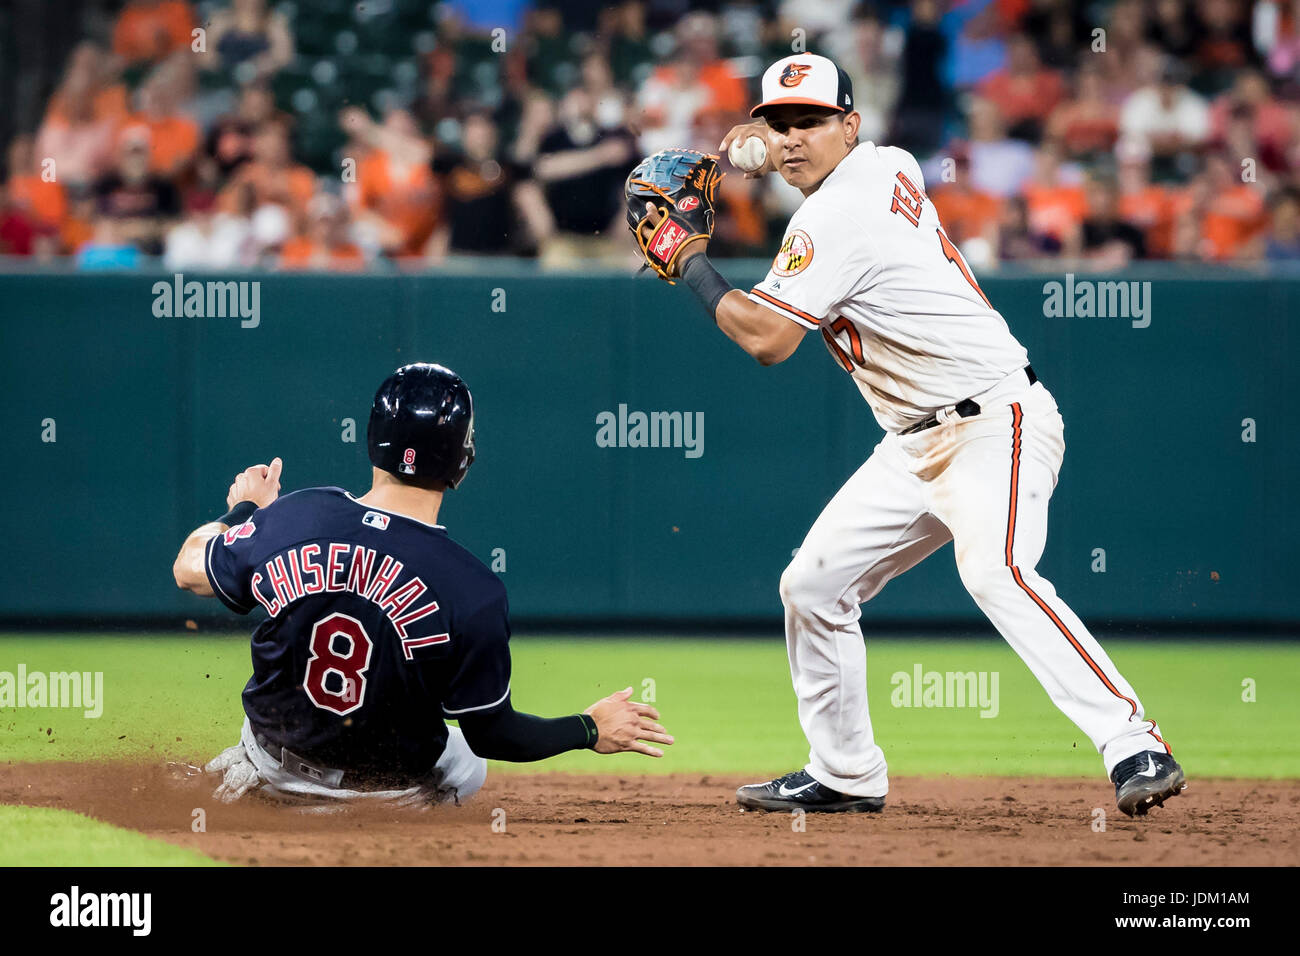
747,142 -> 1029,433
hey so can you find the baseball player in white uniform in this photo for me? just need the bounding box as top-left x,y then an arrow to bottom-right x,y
638,54 -> 1186,817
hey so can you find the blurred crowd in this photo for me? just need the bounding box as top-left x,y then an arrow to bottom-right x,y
4,0 -> 1300,269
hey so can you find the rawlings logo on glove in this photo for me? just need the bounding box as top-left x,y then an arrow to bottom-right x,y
626,148 -> 723,282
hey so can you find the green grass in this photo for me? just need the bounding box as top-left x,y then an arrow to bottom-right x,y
0,633 -> 1296,778
0,805 -> 220,866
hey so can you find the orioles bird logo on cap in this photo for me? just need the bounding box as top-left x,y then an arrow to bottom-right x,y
779,63 -> 812,87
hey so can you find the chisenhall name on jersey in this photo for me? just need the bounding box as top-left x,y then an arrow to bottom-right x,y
247,541 -> 440,638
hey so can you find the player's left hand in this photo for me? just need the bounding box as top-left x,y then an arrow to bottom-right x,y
626,148 -> 721,281
205,743 -> 261,803
226,456 -> 283,510
584,687 -> 675,757
636,202 -> 708,265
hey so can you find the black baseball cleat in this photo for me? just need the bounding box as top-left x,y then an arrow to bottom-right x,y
736,769 -> 885,813
1112,751 -> 1187,817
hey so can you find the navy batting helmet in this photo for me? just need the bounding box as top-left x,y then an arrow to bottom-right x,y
367,363 -> 476,489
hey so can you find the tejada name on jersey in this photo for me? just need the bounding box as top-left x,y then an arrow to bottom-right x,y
249,543 -> 440,638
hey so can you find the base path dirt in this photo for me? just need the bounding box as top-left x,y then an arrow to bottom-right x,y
2,762 -> 1296,866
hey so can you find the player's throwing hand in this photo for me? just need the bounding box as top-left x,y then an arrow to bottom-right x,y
584,687 -> 674,757
226,457 -> 283,510
718,122 -> 777,178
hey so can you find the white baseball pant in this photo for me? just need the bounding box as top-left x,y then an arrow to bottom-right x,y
781,373 -> 1171,797
240,718 -> 487,807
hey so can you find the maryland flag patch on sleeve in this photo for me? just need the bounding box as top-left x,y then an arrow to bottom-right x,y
773,229 -> 814,276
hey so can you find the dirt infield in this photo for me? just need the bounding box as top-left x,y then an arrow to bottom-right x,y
2,762 -> 1297,866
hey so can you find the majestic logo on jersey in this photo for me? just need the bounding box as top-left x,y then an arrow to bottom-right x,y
362,511 -> 390,530
773,229 -> 814,276
223,520 -> 255,545
677,196 -> 699,211
780,63 -> 812,88
399,447 -> 416,475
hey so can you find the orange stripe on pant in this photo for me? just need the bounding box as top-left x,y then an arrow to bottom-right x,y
1003,403 -> 1170,754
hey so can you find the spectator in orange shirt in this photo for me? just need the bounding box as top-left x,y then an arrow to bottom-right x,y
219,122 -> 316,222
44,43 -> 130,128
343,107 -> 441,258
279,194 -> 366,271
635,12 -> 747,155
113,0 -> 195,66
4,135 -> 68,233
35,73 -> 120,194
929,152 -> 1003,248
977,34 -> 1066,141
1117,146 -> 1176,258
118,69 -> 201,178
1022,141 -> 1087,249
1046,62 -> 1120,160
1195,153 -> 1267,259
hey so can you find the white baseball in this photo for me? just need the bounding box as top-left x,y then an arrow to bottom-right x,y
728,135 -> 768,173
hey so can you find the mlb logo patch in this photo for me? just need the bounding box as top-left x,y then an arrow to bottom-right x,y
363,511 -> 390,531
223,520 -> 255,545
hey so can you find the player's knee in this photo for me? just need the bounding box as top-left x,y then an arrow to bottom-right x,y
957,559 -> 1010,606
780,557 -> 835,617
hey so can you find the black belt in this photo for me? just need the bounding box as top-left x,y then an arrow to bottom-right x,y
899,366 -> 1037,436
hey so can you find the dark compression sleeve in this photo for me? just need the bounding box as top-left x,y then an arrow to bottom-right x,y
457,706 -> 598,762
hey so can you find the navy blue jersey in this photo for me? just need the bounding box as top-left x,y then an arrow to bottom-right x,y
204,487 -> 510,779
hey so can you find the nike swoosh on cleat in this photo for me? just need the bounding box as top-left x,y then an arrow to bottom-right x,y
777,780 -> 819,797
1136,755 -> 1159,778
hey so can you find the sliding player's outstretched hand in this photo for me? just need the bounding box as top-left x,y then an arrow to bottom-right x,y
584,687 -> 674,757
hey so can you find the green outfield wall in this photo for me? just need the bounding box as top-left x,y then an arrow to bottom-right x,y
0,266 -> 1293,627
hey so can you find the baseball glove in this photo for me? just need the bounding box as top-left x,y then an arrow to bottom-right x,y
626,148 -> 723,282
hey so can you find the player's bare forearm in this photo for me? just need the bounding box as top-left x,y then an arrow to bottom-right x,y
173,522 -> 224,595
713,287 -> 806,366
